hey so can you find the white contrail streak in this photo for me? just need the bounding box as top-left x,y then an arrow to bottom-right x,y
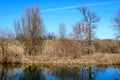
41,1 -> 119,12
1,1 -> 119,18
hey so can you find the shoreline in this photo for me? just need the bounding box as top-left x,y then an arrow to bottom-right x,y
0,53 -> 120,65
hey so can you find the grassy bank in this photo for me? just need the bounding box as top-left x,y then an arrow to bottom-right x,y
0,39 -> 120,65
0,53 -> 120,65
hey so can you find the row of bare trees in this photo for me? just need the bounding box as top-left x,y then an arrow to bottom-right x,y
58,6 -> 100,54
0,5 -> 120,57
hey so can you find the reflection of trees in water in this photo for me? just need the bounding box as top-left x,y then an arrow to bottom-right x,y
21,65 -> 95,80
0,65 -> 20,80
52,67 -> 80,80
51,66 -> 94,80
79,67 -> 93,80
21,65 -> 46,80
0,65 -> 8,80
0,65 -> 95,80
113,68 -> 120,80
0,65 -> 47,80
0,65 -> 120,80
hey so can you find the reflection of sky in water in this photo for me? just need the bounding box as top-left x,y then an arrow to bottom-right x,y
1,66 -> 120,80
94,67 -> 120,80
2,68 -> 24,80
42,67 -> 120,80
47,76 -> 59,80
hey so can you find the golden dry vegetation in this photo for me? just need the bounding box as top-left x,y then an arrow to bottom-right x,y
0,39 -> 120,65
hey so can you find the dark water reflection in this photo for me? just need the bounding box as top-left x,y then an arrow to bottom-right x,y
0,64 -> 120,80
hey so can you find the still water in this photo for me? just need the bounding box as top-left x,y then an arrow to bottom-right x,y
0,64 -> 120,80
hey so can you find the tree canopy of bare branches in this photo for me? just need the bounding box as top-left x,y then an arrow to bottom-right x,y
112,10 -> 120,39
77,6 -> 100,43
58,23 -> 66,39
13,6 -> 45,55
14,6 -> 45,39
71,22 -> 87,41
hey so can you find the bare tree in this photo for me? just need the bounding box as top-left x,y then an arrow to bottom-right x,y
77,6 -> 100,44
112,10 -> 120,39
14,6 -> 44,39
71,22 -> 87,41
58,23 -> 66,40
14,6 -> 45,55
77,6 -> 100,54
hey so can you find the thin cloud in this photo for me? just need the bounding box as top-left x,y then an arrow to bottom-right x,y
42,5 -> 77,12
1,1 -> 119,18
41,1 -> 119,12
87,1 -> 117,6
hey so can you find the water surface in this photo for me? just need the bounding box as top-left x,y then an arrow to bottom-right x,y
0,64 -> 120,80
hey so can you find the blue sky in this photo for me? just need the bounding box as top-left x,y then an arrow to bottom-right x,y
0,0 -> 120,39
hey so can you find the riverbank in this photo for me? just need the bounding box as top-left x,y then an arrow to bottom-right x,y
0,39 -> 120,65
0,53 -> 120,65
22,53 -> 120,65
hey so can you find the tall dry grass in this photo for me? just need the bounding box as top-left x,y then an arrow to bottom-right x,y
0,39 -> 120,64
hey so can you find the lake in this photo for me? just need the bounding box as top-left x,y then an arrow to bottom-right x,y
0,64 -> 120,80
